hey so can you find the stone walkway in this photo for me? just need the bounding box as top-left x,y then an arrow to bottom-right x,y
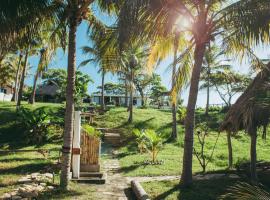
94,156 -> 134,200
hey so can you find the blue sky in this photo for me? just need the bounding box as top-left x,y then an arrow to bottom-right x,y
25,8 -> 269,107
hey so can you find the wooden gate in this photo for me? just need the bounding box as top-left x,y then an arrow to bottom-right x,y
80,129 -> 101,172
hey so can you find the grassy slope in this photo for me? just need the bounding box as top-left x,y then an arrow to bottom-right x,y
0,102 -> 97,199
96,107 -> 270,177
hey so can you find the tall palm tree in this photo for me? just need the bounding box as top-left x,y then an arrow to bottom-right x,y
80,30 -> 116,111
116,0 -> 267,186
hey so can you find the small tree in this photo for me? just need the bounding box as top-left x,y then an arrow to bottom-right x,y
144,129 -> 164,163
193,122 -> 220,173
133,129 -> 147,154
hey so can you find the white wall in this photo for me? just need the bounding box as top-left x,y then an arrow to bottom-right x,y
0,93 -> 12,102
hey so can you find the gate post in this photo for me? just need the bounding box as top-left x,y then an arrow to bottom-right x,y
72,111 -> 81,178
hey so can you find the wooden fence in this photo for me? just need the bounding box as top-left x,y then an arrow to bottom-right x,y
80,130 -> 100,172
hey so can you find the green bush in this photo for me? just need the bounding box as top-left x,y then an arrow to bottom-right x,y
133,129 -> 165,162
17,107 -> 51,144
177,106 -> 187,124
82,124 -> 102,138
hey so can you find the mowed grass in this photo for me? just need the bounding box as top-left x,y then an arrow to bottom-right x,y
96,107 -> 270,177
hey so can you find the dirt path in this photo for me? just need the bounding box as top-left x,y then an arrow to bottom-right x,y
94,155 -> 134,200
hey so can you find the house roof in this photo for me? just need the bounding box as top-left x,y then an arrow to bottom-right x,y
220,62 -> 270,133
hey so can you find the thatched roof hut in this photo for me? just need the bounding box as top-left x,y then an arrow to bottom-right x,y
220,62 -> 270,182
220,63 -> 270,133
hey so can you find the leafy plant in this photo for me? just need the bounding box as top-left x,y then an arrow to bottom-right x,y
133,129 -> 147,154
82,124 -> 102,138
177,105 -> 187,125
133,129 -> 165,162
17,107 -> 51,144
144,129 -> 164,163
219,182 -> 270,200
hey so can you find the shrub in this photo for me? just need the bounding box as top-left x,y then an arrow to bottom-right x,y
17,107 -> 51,144
133,129 -> 164,162
177,106 -> 186,124
133,129 -> 147,154
82,124 -> 102,138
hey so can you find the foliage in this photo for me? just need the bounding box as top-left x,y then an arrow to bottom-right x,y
132,129 -> 165,162
82,124 -> 102,138
149,75 -> 167,105
219,182 -> 270,200
17,107 -> 51,144
177,100 -> 186,124
193,122 -> 220,173
97,82 -> 125,95
41,69 -> 93,105
132,129 -> 147,154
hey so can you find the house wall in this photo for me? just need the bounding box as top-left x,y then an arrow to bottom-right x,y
0,86 -> 13,102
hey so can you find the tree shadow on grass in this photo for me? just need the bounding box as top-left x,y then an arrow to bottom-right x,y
39,188 -> 85,200
0,162 -> 50,175
153,176 -> 243,200
117,164 -> 141,174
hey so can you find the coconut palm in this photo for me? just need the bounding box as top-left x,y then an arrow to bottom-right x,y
116,0 -> 269,186
80,29 -> 117,111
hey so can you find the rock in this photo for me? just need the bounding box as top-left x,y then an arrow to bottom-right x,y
1,193 -> 11,199
11,195 -> 22,200
47,186 -> 54,190
44,173 -> 53,179
35,185 -> 45,192
40,182 -> 47,186
17,178 -> 31,184
10,192 -> 18,196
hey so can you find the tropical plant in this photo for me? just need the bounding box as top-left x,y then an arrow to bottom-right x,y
82,124 -> 103,138
219,182 -> 270,200
144,129 -> 164,163
177,101 -> 186,125
133,129 -> 147,154
17,107 -> 51,144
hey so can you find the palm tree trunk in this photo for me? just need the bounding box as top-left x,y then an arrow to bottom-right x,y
13,53 -> 22,102
227,131 -> 233,169
262,125 -> 267,140
60,14 -> 78,189
205,68 -> 210,115
180,43 -> 206,186
125,78 -> 128,107
17,49 -> 29,108
249,126 -> 258,183
171,33 -> 179,140
128,69 -> 133,122
101,70 -> 105,110
29,70 -> 39,104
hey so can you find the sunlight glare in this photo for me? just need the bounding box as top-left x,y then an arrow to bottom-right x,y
175,15 -> 191,32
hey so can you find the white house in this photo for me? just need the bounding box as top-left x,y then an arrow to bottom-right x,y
91,93 -> 143,107
0,85 -> 13,102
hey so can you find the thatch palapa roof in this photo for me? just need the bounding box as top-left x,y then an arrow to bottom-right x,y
220,63 -> 270,133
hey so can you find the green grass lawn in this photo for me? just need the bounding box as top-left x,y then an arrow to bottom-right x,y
96,107 -> 270,177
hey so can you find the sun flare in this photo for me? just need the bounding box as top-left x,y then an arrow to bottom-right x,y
175,15 -> 192,31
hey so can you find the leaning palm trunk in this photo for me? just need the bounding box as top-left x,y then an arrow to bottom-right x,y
60,15 -> 77,189
101,70 -> 105,110
13,53 -> 22,102
29,70 -> 39,104
171,33 -> 178,140
17,49 -> 29,108
181,43 -> 206,186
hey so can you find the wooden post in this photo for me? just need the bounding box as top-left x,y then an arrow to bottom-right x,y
72,111 -> 81,179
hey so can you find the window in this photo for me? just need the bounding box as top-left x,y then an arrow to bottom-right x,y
0,88 -> 7,94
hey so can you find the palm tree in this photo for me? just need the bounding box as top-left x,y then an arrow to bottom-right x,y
116,0 -> 267,186
80,31 -> 116,111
